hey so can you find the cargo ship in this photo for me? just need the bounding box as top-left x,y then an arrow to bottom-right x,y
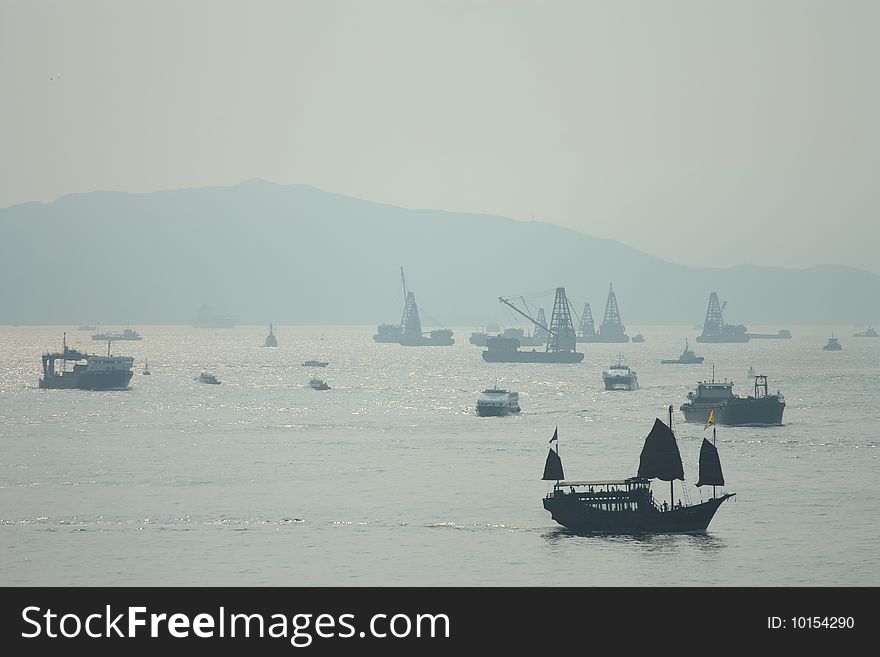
39,334 -> 134,390
92,327 -> 142,341
680,373 -> 785,426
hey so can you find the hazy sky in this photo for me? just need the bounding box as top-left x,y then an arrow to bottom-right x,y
2,0 -> 878,273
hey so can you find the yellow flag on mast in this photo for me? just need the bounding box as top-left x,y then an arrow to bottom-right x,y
705,408 -> 715,430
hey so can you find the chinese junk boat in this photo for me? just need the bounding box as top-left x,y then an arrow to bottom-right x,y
541,411 -> 734,533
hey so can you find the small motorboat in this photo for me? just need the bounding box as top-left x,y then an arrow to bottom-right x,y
143,360 -> 151,375
309,377 -> 330,390
823,336 -> 843,351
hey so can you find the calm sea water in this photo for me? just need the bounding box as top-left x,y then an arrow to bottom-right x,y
1,325 -> 878,586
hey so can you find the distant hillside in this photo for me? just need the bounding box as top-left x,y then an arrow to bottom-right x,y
1,179 -> 878,327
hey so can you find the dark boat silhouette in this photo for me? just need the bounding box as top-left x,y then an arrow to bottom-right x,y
680,371 -> 785,426
541,409 -> 734,533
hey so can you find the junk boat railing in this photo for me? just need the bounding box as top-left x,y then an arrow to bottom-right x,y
548,478 -> 667,513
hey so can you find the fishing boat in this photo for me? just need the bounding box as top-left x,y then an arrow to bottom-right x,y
602,354 -> 639,390
302,360 -> 329,367
823,336 -> 843,351
631,334 -> 645,343
475,388 -> 521,416
853,326 -> 878,338
197,372 -> 220,384
660,340 -> 704,365
680,371 -> 785,426
264,324 -> 278,347
482,288 -> 584,363
541,410 -> 734,533
309,377 -> 330,390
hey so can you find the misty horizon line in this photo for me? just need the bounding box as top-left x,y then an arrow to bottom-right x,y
3,177 -> 874,278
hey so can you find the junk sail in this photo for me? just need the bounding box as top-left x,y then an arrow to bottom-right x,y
637,418 -> 684,481
696,438 -> 725,487
542,448 -> 564,481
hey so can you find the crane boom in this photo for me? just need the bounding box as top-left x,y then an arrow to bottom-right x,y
400,266 -> 409,303
498,297 -> 555,336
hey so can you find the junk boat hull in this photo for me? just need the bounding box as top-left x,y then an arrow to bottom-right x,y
543,491 -> 733,534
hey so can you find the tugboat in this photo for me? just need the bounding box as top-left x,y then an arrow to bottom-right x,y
823,335 -> 843,351
660,340 -> 704,365
264,324 -> 278,347
92,327 -> 142,341
482,288 -> 584,363
541,410 -> 734,533
302,359 -> 329,367
198,372 -> 221,384
680,371 -> 785,426
695,292 -> 749,343
475,388 -> 521,416
853,326 -> 878,338
602,354 -> 639,390
309,377 -> 330,390
39,334 -> 134,390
